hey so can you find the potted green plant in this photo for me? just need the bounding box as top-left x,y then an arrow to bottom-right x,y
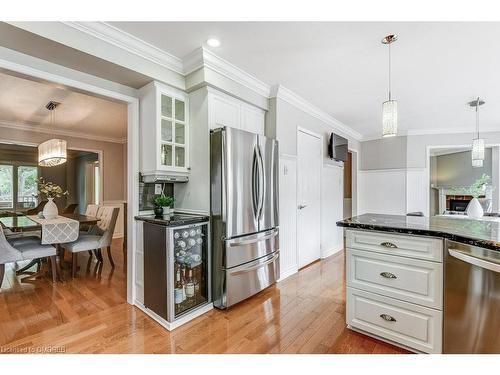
152,195 -> 175,216
37,177 -> 68,219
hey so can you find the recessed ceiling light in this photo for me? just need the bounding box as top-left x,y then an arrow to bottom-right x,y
206,38 -> 221,48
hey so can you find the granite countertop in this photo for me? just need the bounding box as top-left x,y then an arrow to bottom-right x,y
135,213 -> 209,227
337,213 -> 500,251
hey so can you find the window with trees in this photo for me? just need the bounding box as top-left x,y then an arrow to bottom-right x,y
0,164 -> 38,210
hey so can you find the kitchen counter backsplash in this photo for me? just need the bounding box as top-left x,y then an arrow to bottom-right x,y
139,182 -> 174,212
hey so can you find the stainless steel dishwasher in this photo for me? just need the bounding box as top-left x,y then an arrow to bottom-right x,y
444,240 -> 500,353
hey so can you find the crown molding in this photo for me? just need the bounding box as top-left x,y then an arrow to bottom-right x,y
271,85 -> 362,141
58,23 -> 363,141
406,127 -> 500,136
183,47 -> 271,98
62,22 -> 184,75
0,120 -> 127,144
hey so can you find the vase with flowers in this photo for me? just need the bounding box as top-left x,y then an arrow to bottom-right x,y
37,177 -> 68,219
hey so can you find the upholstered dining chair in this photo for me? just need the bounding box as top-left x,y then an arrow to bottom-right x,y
61,206 -> 119,278
1,226 -> 58,287
80,204 -> 100,234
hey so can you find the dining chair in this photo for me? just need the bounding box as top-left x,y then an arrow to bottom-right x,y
1,226 -> 58,287
80,204 -> 100,234
62,203 -> 79,214
62,206 -> 119,277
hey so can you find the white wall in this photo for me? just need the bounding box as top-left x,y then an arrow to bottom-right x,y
278,155 -> 298,281
269,97 -> 358,280
358,169 -> 407,215
358,131 -> 500,216
321,164 -> 344,257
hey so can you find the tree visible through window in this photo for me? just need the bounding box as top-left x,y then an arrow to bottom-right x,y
0,164 -> 38,211
0,165 -> 13,209
17,166 -> 38,209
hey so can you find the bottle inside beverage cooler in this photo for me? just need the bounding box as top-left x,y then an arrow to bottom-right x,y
172,223 -> 209,318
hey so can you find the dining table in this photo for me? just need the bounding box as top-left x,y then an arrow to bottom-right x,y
0,213 -> 99,233
0,213 -> 100,277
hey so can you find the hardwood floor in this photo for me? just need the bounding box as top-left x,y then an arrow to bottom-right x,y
0,241 -> 409,354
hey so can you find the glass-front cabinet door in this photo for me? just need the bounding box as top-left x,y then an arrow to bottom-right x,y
160,93 -> 188,170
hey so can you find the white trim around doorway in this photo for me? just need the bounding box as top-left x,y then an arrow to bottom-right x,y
0,53 -> 139,305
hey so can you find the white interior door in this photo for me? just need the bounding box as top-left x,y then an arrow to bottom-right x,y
297,130 -> 322,268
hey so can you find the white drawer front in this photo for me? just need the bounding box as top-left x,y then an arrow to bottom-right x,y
346,230 -> 443,262
347,249 -> 443,309
347,288 -> 442,354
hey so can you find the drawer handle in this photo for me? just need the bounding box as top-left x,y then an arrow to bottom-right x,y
380,271 -> 397,279
380,314 -> 397,322
380,242 -> 398,249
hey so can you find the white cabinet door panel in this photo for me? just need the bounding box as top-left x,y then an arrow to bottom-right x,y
347,249 -> 443,309
241,105 -> 265,135
346,230 -> 443,262
210,95 -> 240,130
347,287 -> 442,353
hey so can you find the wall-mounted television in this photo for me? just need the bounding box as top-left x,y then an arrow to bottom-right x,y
328,133 -> 348,162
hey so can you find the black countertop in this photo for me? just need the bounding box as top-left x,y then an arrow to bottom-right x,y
135,213 -> 209,227
337,213 -> 500,251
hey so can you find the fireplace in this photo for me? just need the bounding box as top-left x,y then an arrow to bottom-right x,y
449,198 -> 470,212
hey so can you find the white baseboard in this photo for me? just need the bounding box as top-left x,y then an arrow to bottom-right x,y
134,300 -> 213,331
278,266 -> 298,282
321,246 -> 343,259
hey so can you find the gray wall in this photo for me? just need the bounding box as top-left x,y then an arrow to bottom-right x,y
360,136 -> 407,170
407,132 -> 500,168
435,149 -> 492,188
75,153 -> 99,214
0,126 -> 126,202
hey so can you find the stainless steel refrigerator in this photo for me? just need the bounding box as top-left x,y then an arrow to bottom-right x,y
210,127 -> 279,309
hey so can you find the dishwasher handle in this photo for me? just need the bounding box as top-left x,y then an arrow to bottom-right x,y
448,248 -> 500,274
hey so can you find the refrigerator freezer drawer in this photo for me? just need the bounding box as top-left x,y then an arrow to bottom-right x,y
225,228 -> 279,268
222,251 -> 279,309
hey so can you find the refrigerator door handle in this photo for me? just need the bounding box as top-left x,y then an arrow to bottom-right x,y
448,248 -> 500,274
256,144 -> 265,221
251,145 -> 259,220
226,228 -> 279,247
229,252 -> 279,276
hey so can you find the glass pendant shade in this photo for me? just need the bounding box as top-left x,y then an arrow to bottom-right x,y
382,100 -> 398,137
471,137 -> 485,162
38,139 -> 67,167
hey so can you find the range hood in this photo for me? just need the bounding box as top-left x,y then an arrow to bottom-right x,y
140,172 -> 188,183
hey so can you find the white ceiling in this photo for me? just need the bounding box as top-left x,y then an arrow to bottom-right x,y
0,71 -> 127,140
110,22 -> 500,138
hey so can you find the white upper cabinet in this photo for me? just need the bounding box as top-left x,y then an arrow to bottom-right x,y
140,82 -> 190,176
240,104 -> 265,135
208,88 -> 265,135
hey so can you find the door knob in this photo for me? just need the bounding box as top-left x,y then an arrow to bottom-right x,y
298,204 -> 307,210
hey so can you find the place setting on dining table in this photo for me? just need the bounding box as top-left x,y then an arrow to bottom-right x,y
0,178 -> 118,286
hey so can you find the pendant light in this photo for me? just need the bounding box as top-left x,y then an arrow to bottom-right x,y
469,98 -> 485,168
38,101 -> 67,167
382,34 -> 398,137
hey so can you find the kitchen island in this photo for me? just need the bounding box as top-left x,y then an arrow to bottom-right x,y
336,213 -> 500,354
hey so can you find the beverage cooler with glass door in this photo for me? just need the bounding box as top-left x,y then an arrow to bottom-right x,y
143,218 -> 211,323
